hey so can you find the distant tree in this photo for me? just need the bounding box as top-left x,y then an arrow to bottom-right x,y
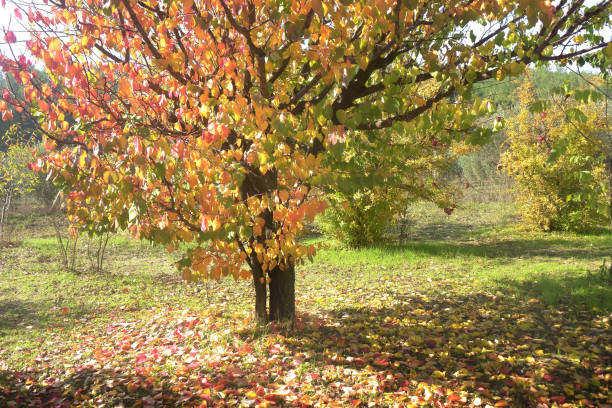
0,126 -> 38,241
472,67 -> 588,108
0,73 -> 44,149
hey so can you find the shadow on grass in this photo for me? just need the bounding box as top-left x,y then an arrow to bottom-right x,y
295,296 -> 609,406
375,237 -> 612,261
496,272 -> 612,312
0,367 -> 187,407
406,221 -> 498,241
241,292 -> 609,407
0,299 -> 42,331
0,297 -> 100,333
406,213 -> 611,241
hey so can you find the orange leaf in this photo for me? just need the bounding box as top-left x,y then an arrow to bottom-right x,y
447,393 -> 461,402
118,78 -> 132,98
278,190 -> 289,202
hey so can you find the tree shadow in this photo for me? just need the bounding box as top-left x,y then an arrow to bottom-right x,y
0,367 -> 186,407
0,295 -> 99,334
494,272 -> 612,311
288,295 -> 609,406
230,292 -> 611,407
381,237 -> 612,261
0,299 -> 41,331
405,221 -> 498,241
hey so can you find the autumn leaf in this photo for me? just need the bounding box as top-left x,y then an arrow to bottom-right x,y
4,30 -> 16,43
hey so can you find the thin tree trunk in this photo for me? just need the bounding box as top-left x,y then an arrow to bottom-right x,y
0,195 -> 6,241
0,186 -> 14,241
607,156 -> 612,228
268,263 -> 295,324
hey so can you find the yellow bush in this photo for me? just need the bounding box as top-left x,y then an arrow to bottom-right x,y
501,74 -> 609,232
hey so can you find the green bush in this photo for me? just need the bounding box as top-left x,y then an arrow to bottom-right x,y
317,187 -> 403,247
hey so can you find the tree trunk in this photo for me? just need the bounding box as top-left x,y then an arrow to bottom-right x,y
0,186 -> 13,242
607,156 -> 612,228
268,263 -> 295,324
251,257 -> 268,324
239,169 -> 296,325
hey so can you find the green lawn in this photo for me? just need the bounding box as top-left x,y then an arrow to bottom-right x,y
0,202 -> 610,407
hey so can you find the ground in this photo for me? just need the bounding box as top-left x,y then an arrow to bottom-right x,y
0,201 -> 610,407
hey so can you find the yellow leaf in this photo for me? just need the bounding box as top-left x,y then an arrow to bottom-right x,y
48,38 -> 62,53
496,68 -> 505,81
245,391 -> 257,399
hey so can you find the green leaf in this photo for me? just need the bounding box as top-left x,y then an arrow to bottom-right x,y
547,141 -> 567,164
566,108 -> 587,124
528,100 -> 551,113
466,127 -> 493,146
336,109 -> 348,125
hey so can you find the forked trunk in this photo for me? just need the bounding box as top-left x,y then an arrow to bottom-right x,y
268,264 -> 295,324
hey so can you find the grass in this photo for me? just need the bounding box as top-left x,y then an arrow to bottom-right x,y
0,200 -> 611,407
313,201 -> 612,313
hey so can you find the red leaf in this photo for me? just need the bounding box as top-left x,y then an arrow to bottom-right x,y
61,307 -> 68,315
135,353 -> 148,363
14,8 -> 22,19
550,396 -> 566,404
4,30 -> 16,44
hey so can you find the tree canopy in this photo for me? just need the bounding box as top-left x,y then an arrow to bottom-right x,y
0,0 -> 610,322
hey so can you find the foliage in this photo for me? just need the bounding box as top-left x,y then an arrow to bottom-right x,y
472,67 -> 588,108
318,129 -> 469,247
0,74 -> 42,147
1,205 -> 611,407
1,0 -> 611,321
318,186 -> 404,247
0,126 -> 38,241
501,73 -> 610,231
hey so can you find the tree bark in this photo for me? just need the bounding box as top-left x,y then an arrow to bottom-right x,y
268,263 -> 295,324
251,257 -> 268,324
240,168 -> 296,325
